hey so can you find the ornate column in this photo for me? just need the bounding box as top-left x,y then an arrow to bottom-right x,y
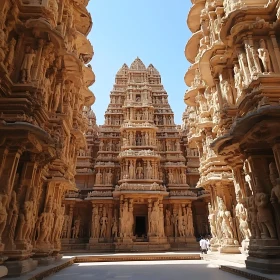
0,146 -> 8,178
272,143 -> 280,175
0,146 -> 23,196
67,204 -> 74,239
269,32 -> 280,72
106,204 -> 113,238
147,199 -> 152,237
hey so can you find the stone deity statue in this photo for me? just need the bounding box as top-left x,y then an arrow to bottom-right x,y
177,209 -> 185,237
165,209 -> 172,236
217,197 -> 235,240
129,161 -> 135,179
146,161 -> 153,179
92,207 -> 100,238
72,218 -> 80,239
186,204 -> 194,236
21,46 -> 36,83
235,192 -> 251,240
136,162 -> 144,179
96,171 -> 102,185
255,190 -> 276,239
100,213 -> 108,238
5,38 -> 16,73
234,65 -> 243,99
111,212 -> 118,238
258,39 -> 272,73
149,201 -> 160,236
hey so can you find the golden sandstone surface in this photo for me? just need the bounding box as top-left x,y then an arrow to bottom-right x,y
0,0 -> 280,277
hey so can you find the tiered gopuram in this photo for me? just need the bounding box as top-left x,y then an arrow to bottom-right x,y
62,58 -> 209,252
185,0 -> 280,273
0,0 -> 95,276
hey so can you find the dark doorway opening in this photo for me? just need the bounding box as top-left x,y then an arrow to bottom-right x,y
135,216 -> 146,237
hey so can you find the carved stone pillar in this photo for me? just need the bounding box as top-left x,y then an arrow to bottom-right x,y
106,204 -> 113,238
67,204 -> 74,239
147,199 -> 152,237
269,32 -> 280,73
272,143 -> 280,176
245,153 -> 280,273
0,147 -> 23,196
32,39 -> 44,80
0,146 -> 8,179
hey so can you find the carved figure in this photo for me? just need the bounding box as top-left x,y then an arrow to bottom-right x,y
20,46 -> 36,83
150,201 -> 160,236
0,30 -> 5,50
48,0 -> 59,23
100,213 -> 108,238
245,185 -> 260,239
235,192 -> 251,240
91,207 -> 99,238
271,174 -> 280,204
165,209 -> 172,236
36,202 -> 54,244
180,171 -> 186,184
0,194 -> 8,242
129,161 -> 135,179
72,218 -> 80,239
177,210 -> 185,237
107,169 -> 113,184
255,192 -> 276,239
112,212 -> 118,238
96,171 -> 102,185
146,161 -> 153,179
52,205 -> 65,242
220,79 -> 234,105
217,197 -> 234,240
168,171 -> 174,184
6,191 -> 18,247
258,39 -> 272,73
52,83 -> 61,112
234,65 -> 243,99
186,204 -> 194,236
61,215 -> 69,238
5,38 -> 16,73
136,162 -> 144,179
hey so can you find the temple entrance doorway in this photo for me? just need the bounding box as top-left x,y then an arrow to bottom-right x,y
135,216 -> 147,238
133,204 -> 148,240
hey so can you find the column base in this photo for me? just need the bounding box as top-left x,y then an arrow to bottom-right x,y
5,258 -> 38,277
219,245 -> 240,254
4,249 -> 33,261
88,238 -> 99,244
149,236 -> 168,243
0,266 -> 7,278
246,257 -> 280,274
239,239 -> 250,254
117,237 -> 133,243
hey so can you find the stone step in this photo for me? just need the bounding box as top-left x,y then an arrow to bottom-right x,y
219,265 -> 277,280
75,252 -> 201,263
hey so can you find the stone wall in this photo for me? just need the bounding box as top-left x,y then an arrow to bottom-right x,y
185,0 -> 280,273
0,0 -> 95,276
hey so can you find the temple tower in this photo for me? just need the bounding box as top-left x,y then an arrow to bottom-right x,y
62,58 -> 209,252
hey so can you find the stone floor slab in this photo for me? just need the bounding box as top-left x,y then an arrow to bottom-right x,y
46,260 -> 245,280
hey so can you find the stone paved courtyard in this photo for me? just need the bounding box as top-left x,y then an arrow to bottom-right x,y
46,260 -> 244,280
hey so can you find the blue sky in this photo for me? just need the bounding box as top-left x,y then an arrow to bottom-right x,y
87,0 -> 191,125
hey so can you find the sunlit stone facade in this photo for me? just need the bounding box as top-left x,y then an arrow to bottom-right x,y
185,0 -> 280,273
0,0 -> 95,276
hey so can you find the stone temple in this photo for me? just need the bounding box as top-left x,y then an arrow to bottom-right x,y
62,58 -> 209,252
2,0 -> 280,278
